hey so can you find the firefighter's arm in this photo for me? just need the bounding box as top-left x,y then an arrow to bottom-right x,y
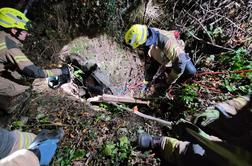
194,95 -> 250,127
215,95 -> 250,116
7,48 -> 64,78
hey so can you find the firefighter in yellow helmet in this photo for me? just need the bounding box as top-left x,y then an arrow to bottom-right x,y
125,24 -> 196,96
0,7 -> 70,114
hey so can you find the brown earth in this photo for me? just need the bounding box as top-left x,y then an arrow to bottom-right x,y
60,34 -> 145,97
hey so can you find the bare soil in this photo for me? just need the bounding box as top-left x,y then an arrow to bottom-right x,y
60,34 -> 145,97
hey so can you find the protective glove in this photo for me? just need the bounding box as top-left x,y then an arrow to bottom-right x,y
173,119 -> 210,142
29,128 -> 64,166
47,75 -> 69,89
138,134 -> 162,150
165,85 -> 173,100
47,76 -> 60,89
193,108 -> 220,127
140,80 -> 149,97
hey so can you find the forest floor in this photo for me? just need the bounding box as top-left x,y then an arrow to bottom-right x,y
3,31 -> 251,166
1,1 -> 251,165
6,34 -> 167,165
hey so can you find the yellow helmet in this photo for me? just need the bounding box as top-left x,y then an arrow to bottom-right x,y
124,24 -> 148,48
0,7 -> 30,30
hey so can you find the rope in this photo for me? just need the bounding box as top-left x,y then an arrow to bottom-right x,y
196,69 -> 252,77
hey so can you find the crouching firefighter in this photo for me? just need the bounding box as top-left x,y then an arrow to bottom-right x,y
0,128 -> 64,166
138,94 -> 252,166
0,7 -> 70,113
125,24 -> 196,96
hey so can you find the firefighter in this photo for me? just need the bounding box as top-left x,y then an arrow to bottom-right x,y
138,94 -> 252,165
0,128 -> 63,166
0,7 -> 70,113
125,24 -> 196,95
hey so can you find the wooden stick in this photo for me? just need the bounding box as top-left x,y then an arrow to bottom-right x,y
111,103 -> 173,128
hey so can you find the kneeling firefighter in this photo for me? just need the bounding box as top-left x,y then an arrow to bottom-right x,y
125,24 -> 196,96
0,128 -> 64,166
0,7 -> 70,113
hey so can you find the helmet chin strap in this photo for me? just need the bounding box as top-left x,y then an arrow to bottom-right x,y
15,29 -> 22,37
9,28 -> 23,41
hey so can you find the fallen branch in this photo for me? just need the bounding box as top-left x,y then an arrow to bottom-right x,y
111,103 -> 173,128
196,69 -> 252,77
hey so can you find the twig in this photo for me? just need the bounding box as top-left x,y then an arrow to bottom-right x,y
196,69 -> 252,77
85,154 -> 92,166
122,67 -> 133,95
184,10 -> 214,43
142,0 -> 150,24
25,122 -> 68,127
121,0 -> 130,15
172,1 -> 178,20
200,5 -> 248,34
186,30 -> 235,52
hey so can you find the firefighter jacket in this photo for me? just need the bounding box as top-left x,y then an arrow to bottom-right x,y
0,31 -> 63,78
147,28 -> 192,85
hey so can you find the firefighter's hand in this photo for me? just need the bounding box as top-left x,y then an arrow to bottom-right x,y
29,129 -> 64,166
47,76 -> 60,89
48,75 -> 69,89
194,108 -> 220,127
165,85 -> 174,100
140,80 -> 149,97
173,119 -> 210,142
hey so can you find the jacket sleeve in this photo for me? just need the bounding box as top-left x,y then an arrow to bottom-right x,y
0,149 -> 39,166
7,48 -> 63,78
215,95 -> 250,117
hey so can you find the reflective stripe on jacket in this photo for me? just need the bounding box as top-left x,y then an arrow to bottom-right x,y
148,28 -> 185,65
0,31 -> 62,78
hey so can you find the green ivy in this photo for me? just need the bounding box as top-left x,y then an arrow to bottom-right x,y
101,136 -> 132,164
218,47 -> 252,95
177,84 -> 199,110
55,147 -> 86,166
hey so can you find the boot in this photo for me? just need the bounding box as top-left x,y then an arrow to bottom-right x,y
138,134 -> 162,150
